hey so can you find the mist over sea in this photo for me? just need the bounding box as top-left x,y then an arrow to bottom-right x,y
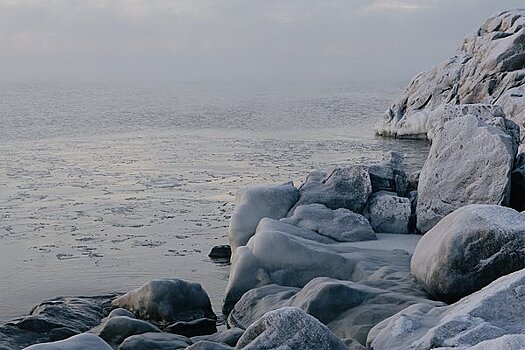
0,80 -> 430,321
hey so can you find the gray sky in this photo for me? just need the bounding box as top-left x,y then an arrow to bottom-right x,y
1,0 -> 524,83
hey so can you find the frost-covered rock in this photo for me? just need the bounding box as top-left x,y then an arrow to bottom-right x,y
111,279 -> 215,325
222,218 -> 414,314
235,307 -> 347,350
377,9 -> 525,137
411,204 -> 525,302
228,182 -> 299,251
363,191 -> 411,234
367,151 -> 408,196
367,268 -> 525,350
95,316 -> 160,347
280,204 -> 376,242
416,115 -> 518,232
22,333 -> 112,350
118,332 -> 192,350
293,166 -> 372,213
228,277 -> 439,345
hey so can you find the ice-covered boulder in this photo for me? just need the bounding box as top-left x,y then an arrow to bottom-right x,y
118,332 -> 192,350
95,316 -> 160,347
111,279 -> 215,326
228,182 -> 299,251
416,114 -> 518,232
377,9 -> 525,137
367,151 -> 408,196
363,191 -> 412,234
367,268 -> 525,350
411,204 -> 525,303
280,204 -> 376,242
235,307 -> 347,350
228,277 -> 439,345
292,166 -> 372,214
22,333 -> 112,350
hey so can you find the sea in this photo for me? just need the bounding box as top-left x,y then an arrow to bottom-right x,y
0,80 -> 430,322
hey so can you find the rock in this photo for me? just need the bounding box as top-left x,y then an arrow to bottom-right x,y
164,318 -> 217,337
228,277 -> 440,345
342,338 -> 367,350
118,332 -> 192,350
280,204 -> 376,242
192,328 -> 244,347
367,151 -> 408,196
22,333 -> 112,350
111,278 -> 215,325
363,191 -> 412,233
187,341 -> 233,350
376,9 -> 525,137
48,327 -> 79,341
222,218 -> 415,315
411,204 -> 525,303
367,268 -> 525,349
510,152 -> 525,211
406,171 -> 419,192
228,182 -> 299,252
208,245 -> 232,261
293,166 -> 372,213
235,307 -> 347,350
107,308 -> 135,319
95,316 -> 160,347
416,115 -> 518,232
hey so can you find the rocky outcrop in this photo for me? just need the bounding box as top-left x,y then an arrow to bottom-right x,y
416,114 -> 518,232
411,204 -> 525,303
377,9 -> 525,137
367,268 -> 525,350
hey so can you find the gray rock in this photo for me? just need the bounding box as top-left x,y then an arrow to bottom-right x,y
367,151 -> 408,196
164,318 -> 217,337
280,204 -> 376,242
228,277 -> 439,345
22,333 -> 112,350
376,10 -> 525,137
368,268 -> 525,349
192,328 -> 244,347
187,341 -> 233,350
111,279 -> 215,326
228,182 -> 299,252
95,316 -> 160,347
363,191 -> 412,234
118,332 -> 192,350
342,338 -> 367,350
208,245 -> 231,261
235,307 -> 347,350
293,166 -> 372,213
48,327 -> 79,341
510,152 -> 525,211
416,115 -> 518,232
411,204 -> 525,302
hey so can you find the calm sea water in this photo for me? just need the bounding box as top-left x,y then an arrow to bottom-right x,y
0,80 -> 429,321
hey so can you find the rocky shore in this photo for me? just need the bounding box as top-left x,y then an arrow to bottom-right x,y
3,9 -> 525,350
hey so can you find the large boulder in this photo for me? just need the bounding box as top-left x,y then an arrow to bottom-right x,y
228,182 -> 299,251
363,191 -> 412,234
111,279 -> 215,326
22,333 -> 112,350
416,114 -> 518,232
95,316 -> 160,347
118,332 -> 192,350
411,204 -> 525,303
292,166 -> 372,214
376,9 -> 525,137
235,307 -> 347,350
367,268 -> 525,349
280,204 -> 376,242
228,277 -> 440,345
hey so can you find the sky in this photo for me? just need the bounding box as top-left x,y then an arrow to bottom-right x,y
1,0 -> 524,83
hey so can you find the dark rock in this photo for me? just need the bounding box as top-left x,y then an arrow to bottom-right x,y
191,327 -> 244,347
95,316 -> 160,347
118,332 -> 192,350
164,318 -> 217,337
186,341 -> 233,350
510,152 -> 525,211
208,245 -> 231,261
48,327 -> 79,341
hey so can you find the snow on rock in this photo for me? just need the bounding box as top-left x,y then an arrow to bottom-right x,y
416,114 -> 518,232
367,268 -> 525,350
22,333 -> 112,350
363,191 -> 412,234
376,9 -> 525,137
228,182 -> 299,252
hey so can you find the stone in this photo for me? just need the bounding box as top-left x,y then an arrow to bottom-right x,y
510,152 -> 525,211
95,316 -> 160,347
342,338 -> 367,350
228,182 -> 299,251
187,341 -> 233,350
22,333 -> 112,350
222,218 -> 415,315
293,166 -> 372,214
118,332 -> 192,350
235,307 -> 347,350
48,327 -> 79,341
111,278 -> 215,326
228,277 -> 439,345
164,318 -> 217,337
363,191 -> 412,234
208,245 -> 232,261
376,10 -> 525,137
367,151 -> 408,196
280,204 -> 376,242
191,328 -> 244,347
416,115 -> 518,232
107,308 -> 135,319
411,204 -> 525,303
368,268 -> 525,349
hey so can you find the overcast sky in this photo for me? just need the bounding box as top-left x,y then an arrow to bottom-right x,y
1,0 -> 524,83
